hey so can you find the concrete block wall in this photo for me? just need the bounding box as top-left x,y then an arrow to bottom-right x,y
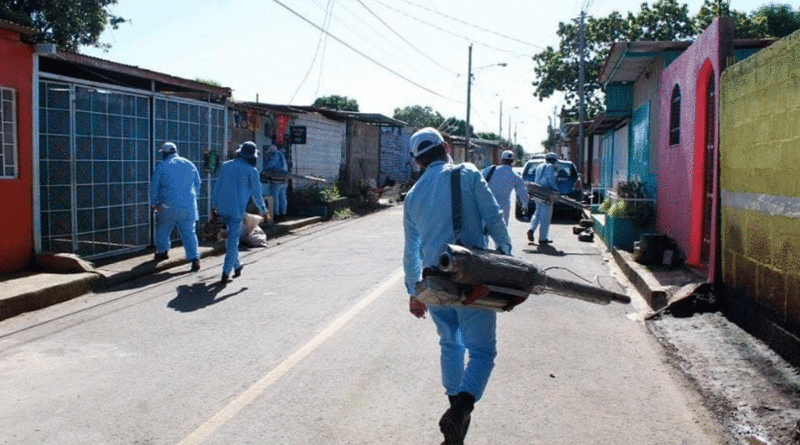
720,28 -> 800,364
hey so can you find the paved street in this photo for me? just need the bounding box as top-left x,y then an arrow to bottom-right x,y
0,205 -> 723,444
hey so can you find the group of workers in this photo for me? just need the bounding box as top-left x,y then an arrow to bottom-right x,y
149,140 -> 288,283
404,127 -> 560,445
151,128 -> 558,444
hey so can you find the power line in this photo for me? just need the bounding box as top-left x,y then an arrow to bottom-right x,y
272,0 -> 461,103
289,0 -> 330,103
314,0 -> 336,96
351,0 -> 457,75
394,0 -> 545,50
368,0 -> 527,57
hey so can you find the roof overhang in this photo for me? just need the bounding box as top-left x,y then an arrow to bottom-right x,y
0,19 -> 34,35
299,107 -> 407,126
598,40 -> 691,86
38,51 -> 232,102
565,113 -> 628,138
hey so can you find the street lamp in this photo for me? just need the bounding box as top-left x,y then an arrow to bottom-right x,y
465,45 -> 506,151
499,101 -> 518,142
514,120 -> 526,145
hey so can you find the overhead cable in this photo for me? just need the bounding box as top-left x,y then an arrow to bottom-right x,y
352,0 -> 457,75
394,0 -> 544,50
272,0 -> 461,103
369,0 -> 526,57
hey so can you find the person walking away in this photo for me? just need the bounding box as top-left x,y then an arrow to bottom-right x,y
262,144 -> 289,221
481,150 -> 528,225
403,127 -> 513,445
527,152 -> 559,244
212,141 -> 268,283
150,142 -> 201,271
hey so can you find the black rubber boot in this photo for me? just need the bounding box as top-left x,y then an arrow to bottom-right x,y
439,392 -> 475,445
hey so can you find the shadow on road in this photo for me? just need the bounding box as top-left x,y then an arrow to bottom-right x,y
522,243 -> 566,256
168,281 -> 248,312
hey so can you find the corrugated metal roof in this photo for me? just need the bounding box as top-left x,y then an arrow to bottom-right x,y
38,50 -> 232,100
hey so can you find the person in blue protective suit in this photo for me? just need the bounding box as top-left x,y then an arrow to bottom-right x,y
211,141 -> 268,283
481,150 -> 528,226
262,144 -> 289,221
150,142 -> 201,271
403,127 -> 512,445
527,152 -> 559,244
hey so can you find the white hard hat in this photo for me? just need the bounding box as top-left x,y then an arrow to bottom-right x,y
410,127 -> 444,158
159,142 -> 177,154
501,150 -> 514,161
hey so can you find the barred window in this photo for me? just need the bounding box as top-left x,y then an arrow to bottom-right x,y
0,87 -> 18,178
669,85 -> 681,146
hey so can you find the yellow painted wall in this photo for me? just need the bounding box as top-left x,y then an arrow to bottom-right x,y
720,29 -> 800,331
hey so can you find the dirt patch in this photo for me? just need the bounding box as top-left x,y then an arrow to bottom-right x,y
648,311 -> 800,445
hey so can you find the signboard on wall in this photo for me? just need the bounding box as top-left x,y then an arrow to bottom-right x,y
290,125 -> 307,144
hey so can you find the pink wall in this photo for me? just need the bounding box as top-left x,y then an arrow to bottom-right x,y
0,26 -> 34,273
656,18 -> 732,282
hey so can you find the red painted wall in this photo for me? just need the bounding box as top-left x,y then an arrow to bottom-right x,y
0,27 -> 34,273
656,18 -> 732,282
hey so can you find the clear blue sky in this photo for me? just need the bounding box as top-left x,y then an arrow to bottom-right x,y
84,0 -> 767,153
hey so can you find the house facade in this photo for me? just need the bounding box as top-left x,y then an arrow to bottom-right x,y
655,17 -> 735,281
0,20 -> 34,273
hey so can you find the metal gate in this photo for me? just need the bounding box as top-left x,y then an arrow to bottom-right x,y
37,79 -> 226,259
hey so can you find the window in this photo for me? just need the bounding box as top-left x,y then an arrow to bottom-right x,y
0,87 -> 17,178
669,85 -> 681,146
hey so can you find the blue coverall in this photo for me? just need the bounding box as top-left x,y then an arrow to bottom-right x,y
404,160 -> 512,401
481,164 -> 529,225
528,161 -> 558,242
262,148 -> 289,216
212,157 -> 267,275
150,152 -> 201,260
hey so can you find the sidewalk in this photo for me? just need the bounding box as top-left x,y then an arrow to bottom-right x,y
0,216 -> 323,322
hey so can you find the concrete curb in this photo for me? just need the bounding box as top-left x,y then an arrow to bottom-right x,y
0,216 -> 323,322
611,247 -> 707,312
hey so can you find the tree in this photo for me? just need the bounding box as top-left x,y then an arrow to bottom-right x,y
752,3 -> 800,38
694,0 -> 767,38
312,95 -> 359,111
694,1 -> 799,39
532,0 -> 697,122
0,0 -> 126,52
393,105 -> 445,128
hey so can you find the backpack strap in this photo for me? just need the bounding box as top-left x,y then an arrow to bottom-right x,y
451,165 -> 463,245
483,165 -> 497,183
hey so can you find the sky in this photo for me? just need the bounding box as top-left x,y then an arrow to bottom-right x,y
83,0 -> 767,154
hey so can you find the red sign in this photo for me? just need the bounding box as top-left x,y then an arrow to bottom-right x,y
275,114 -> 290,144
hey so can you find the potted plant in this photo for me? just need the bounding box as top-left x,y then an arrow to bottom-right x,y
598,180 -> 655,251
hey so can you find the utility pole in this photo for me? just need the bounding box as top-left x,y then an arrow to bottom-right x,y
578,10 -> 586,167
465,44 -> 473,153
499,100 -> 502,142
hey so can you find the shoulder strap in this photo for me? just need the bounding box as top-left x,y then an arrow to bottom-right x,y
451,165 -> 463,245
484,165 -> 497,183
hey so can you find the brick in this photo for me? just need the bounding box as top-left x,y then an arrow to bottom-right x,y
745,213 -> 771,265
786,273 -> 800,332
758,264 -> 787,321
721,209 -> 744,255
722,248 -> 737,285
773,224 -> 800,274
734,256 -> 761,305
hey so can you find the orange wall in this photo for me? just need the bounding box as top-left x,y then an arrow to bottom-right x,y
0,28 -> 34,272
